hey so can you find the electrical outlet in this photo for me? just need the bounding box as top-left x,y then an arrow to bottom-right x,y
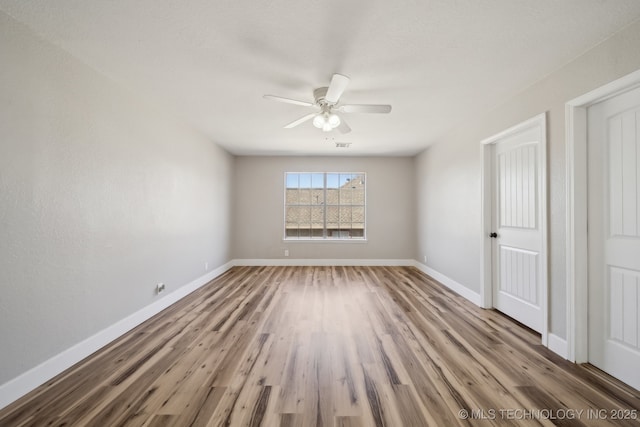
156,283 -> 166,294
284,249 -> 289,257
423,255 -> 427,263
205,262 -> 209,271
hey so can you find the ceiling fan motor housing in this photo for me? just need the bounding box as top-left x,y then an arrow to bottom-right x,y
313,87 -> 332,105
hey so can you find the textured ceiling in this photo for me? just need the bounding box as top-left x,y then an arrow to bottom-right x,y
2,1 -> 640,156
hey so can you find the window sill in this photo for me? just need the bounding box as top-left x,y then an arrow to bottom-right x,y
282,238 -> 368,243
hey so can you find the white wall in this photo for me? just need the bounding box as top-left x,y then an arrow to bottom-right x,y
415,19 -> 640,338
233,156 -> 415,260
0,12 -> 233,385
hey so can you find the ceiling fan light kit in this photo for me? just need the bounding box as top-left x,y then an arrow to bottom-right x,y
264,73 -> 391,134
313,111 -> 341,132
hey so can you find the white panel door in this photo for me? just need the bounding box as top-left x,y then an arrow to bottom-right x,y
587,85 -> 640,390
492,125 -> 544,332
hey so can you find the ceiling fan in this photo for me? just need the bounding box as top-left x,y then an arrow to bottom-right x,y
263,74 -> 392,134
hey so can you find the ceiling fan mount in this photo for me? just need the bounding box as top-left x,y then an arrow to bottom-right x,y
264,74 -> 391,134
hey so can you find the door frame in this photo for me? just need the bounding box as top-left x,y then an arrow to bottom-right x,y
565,69 -> 640,363
480,113 -> 548,345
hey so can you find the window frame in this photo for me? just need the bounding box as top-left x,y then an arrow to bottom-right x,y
283,172 -> 367,241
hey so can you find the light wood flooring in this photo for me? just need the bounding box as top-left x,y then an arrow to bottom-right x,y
1,266 -> 639,426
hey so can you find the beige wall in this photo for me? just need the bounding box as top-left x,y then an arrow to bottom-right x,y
233,156 -> 415,260
415,19 -> 640,339
0,12 -> 233,384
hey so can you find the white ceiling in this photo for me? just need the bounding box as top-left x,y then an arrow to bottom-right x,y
2,1 -> 640,156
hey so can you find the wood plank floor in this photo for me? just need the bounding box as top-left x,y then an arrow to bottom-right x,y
1,266 -> 639,426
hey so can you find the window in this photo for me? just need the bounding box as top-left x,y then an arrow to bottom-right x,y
285,172 -> 366,240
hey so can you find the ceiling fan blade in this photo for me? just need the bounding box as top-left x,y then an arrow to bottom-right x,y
338,104 -> 392,114
325,74 -> 350,104
264,95 -> 314,107
284,113 -> 317,128
336,118 -> 351,134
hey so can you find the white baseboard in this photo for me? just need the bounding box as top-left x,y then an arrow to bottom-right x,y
0,260 -> 234,411
547,333 -> 569,359
232,258 -> 415,266
412,261 -> 482,306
